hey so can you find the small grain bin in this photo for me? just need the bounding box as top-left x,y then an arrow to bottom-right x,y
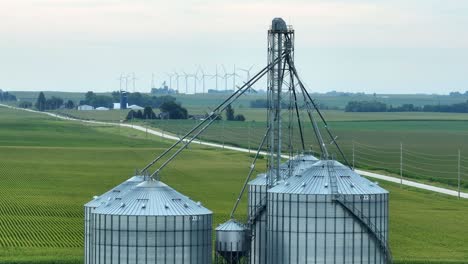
215,219 -> 249,264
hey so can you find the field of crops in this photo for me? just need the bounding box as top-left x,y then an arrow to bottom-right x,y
139,115 -> 468,190
50,107 -> 468,190
1,106 -> 468,263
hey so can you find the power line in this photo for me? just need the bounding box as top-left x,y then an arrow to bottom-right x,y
405,148 -> 458,158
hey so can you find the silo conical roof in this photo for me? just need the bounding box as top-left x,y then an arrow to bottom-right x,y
93,180 -> 212,216
268,160 -> 388,195
84,175 -> 145,208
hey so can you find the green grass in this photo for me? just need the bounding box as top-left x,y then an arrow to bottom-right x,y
139,117 -> 468,191
1,106 -> 468,263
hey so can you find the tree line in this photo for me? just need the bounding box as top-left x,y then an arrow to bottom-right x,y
33,92 -> 75,111
126,101 -> 189,120
345,100 -> 468,113
250,98 -> 333,110
0,90 -> 17,102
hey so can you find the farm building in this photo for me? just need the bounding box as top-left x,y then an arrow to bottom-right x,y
78,105 -> 94,110
113,103 -> 127,109
128,104 -> 144,110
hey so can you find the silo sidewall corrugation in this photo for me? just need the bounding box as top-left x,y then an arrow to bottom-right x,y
90,213 -> 212,264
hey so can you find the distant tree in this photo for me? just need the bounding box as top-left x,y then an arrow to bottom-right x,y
143,106 -> 156,119
18,101 -> 32,108
345,101 -> 387,112
159,101 -> 188,119
0,91 -> 17,102
35,92 -> 47,111
135,110 -> 143,119
85,91 -> 95,101
64,100 -> 75,109
126,110 -> 135,120
449,91 -> 462,97
234,114 -> 245,121
111,91 -> 120,102
226,104 -> 235,121
45,96 -> 63,110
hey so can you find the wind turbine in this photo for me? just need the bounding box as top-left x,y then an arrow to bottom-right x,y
173,71 -> 181,93
165,72 -> 174,89
117,73 -> 126,91
232,64 -> 240,92
192,69 -> 199,94
214,65 -> 219,91
237,65 -> 254,92
221,65 -> 230,92
182,71 -> 190,94
198,66 -> 213,94
131,72 -> 137,92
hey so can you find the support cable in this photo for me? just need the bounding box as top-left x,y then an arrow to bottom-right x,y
290,68 -> 306,151
230,127 -> 270,219
143,52 -> 287,177
288,57 -> 352,168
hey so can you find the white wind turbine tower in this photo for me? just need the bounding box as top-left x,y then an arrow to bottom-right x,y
131,72 -> 137,92
182,71 -> 190,94
213,65 -> 220,91
198,66 -> 213,94
151,73 -> 156,89
238,65 -> 254,92
173,71 -> 181,93
221,65 -> 230,91
192,69 -> 199,94
117,73 -> 126,91
165,72 -> 174,89
232,64 -> 240,92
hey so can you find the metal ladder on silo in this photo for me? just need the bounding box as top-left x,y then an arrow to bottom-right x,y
326,160 -> 339,195
248,197 -> 267,225
335,197 -> 393,264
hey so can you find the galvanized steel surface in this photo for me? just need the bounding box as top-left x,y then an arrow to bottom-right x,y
84,175 -> 145,264
269,160 -> 388,195
93,180 -> 212,216
89,180 -> 213,264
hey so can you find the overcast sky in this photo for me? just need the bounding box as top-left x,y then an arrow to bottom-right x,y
1,0 -> 467,94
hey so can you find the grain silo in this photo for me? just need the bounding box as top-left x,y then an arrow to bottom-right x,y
84,175 -> 145,264
247,154 -> 318,264
267,160 -> 390,263
88,179 -> 212,264
216,17 -> 391,264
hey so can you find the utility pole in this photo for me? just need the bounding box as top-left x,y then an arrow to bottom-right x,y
400,142 -> 403,187
352,140 -> 355,169
222,119 -> 225,149
248,121 -> 251,154
458,149 -> 461,199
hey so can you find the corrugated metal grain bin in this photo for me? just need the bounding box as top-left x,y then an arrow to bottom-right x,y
89,180 -> 213,264
248,155 -> 318,264
84,175 -> 145,264
266,160 -> 389,264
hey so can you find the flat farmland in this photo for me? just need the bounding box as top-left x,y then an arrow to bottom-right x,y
1,106 -> 468,263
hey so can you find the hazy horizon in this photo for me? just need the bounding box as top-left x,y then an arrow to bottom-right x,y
1,0 -> 468,94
